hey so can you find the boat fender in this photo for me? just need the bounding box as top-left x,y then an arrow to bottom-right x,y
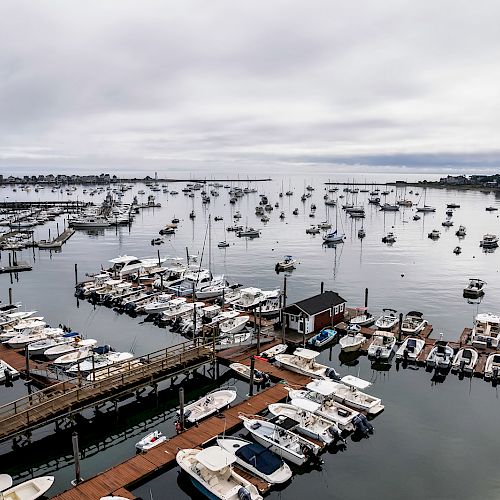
238,487 -> 252,500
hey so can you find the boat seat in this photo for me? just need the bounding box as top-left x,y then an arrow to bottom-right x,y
208,475 -> 219,487
220,467 -> 231,481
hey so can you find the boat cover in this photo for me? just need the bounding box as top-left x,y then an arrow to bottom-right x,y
235,443 -> 282,474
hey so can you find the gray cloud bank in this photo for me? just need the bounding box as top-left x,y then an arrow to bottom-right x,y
1,0 -> 499,175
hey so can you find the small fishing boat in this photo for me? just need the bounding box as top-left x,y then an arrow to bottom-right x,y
237,228 -> 260,238
374,308 -> 398,330
428,229 -> 440,239
305,225 -> 320,234
220,315 -> 249,335
68,351 -> 134,374
45,338 -> 97,361
395,337 -> 425,361
357,228 -> 366,238
455,225 -> 466,237
381,232 -> 396,244
275,255 -> 296,272
425,341 -> 454,370
484,353 -> 500,380
349,308 -> 375,327
413,214 -> 421,221
180,389 -> 237,424
367,331 -> 396,360
453,246 -> 462,254
217,331 -> 252,349
135,430 -> 167,452
259,343 -> 287,360
485,206 -> 498,211
229,362 -> 266,384
339,330 -> 365,352
451,348 -> 478,374
0,476 -> 54,500
307,327 -> 337,348
241,416 -> 321,466
401,311 -> 427,335
480,234 -> 499,248
268,403 -> 343,445
441,220 -> 453,227
292,208 -> 299,215
463,278 -> 486,298
0,360 -> 19,383
218,240 -> 230,248
216,436 -> 292,485
176,446 -> 263,500
275,347 -> 339,380
317,221 -> 332,229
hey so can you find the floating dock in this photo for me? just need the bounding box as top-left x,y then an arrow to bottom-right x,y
37,228 -> 75,249
0,261 -> 32,274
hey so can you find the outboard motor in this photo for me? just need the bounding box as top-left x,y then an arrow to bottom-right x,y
352,414 -> 374,436
403,348 -> 409,360
359,414 -> 374,434
493,366 -> 499,380
325,367 -> 340,381
237,487 -> 252,500
328,425 -> 346,445
459,360 -> 466,372
375,347 -> 382,359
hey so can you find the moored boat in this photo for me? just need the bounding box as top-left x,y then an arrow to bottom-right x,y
180,389 -> 237,424
135,430 -> 167,452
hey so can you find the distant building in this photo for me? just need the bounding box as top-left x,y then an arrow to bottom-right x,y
283,291 -> 346,334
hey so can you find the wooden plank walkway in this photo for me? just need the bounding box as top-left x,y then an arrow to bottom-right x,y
38,228 -> 75,249
52,383 -> 295,500
0,342 -> 214,442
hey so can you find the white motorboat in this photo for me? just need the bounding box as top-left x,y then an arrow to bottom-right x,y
176,446 -> 262,500
275,255 -> 296,271
471,313 -> 500,348
67,351 -> 133,373
395,337 -> 425,361
258,343 -> 287,359
135,430 -> 167,452
349,308 -> 374,327
228,363 -> 266,384
305,225 -> 320,234
6,331 -> 51,349
45,338 -> 97,360
180,389 -> 237,424
0,360 -> 20,383
220,315 -> 249,335
463,278 -> 486,298
307,327 -> 337,348
216,436 -> 292,485
442,220 -> 453,227
428,229 -> 440,239
268,402 -> 343,445
217,331 -> 252,349
451,348 -> 478,374
374,309 -> 398,330
28,334 -> 74,356
381,232 -> 396,243
339,331 -> 365,352
484,353 -> 500,380
480,234 -> 499,248
0,476 -> 54,500
241,416 -> 321,466
425,341 -> 454,370
287,384 -> 365,433
367,332 -> 396,359
275,347 -> 339,380
162,300 -> 204,321
401,311 -> 427,335
305,377 -> 384,415
142,294 -> 174,314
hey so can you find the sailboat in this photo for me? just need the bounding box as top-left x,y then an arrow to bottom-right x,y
416,188 -> 436,212
323,203 -> 345,243
218,221 -> 229,248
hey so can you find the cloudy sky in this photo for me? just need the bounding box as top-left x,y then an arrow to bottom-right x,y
1,0 -> 499,175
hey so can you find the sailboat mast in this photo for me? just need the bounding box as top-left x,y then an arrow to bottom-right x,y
208,214 -> 212,276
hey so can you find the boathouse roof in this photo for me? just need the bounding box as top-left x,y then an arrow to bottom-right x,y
284,291 -> 346,317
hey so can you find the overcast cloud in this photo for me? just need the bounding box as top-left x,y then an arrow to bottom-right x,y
0,0 -> 499,175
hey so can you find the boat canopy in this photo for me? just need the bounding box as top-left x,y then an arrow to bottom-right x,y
291,398 -> 321,413
341,375 -> 371,390
235,443 -> 282,475
306,379 -> 338,395
294,348 -> 321,360
197,446 -> 236,471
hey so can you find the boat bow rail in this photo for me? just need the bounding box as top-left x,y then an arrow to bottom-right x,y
0,340 -> 215,442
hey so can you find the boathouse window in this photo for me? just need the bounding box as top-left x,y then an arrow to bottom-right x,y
334,306 -> 339,314
340,303 -> 344,312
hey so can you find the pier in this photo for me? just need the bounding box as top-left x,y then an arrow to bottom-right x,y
37,228 -> 75,249
51,344 -> 312,500
0,340 -> 215,443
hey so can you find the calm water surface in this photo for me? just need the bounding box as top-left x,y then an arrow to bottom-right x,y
1,171 -> 500,499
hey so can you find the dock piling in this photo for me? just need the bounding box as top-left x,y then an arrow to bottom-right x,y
249,356 -> 255,396
74,263 -> 78,285
364,288 -> 369,308
179,387 -> 185,431
71,432 -> 83,485
8,287 -> 12,305
398,313 -> 403,342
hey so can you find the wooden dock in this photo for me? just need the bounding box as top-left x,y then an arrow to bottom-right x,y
0,261 -> 32,274
37,228 -> 75,249
52,383 -> 296,500
0,341 -> 214,442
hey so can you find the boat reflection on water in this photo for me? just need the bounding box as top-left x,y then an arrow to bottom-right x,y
338,350 -> 361,367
